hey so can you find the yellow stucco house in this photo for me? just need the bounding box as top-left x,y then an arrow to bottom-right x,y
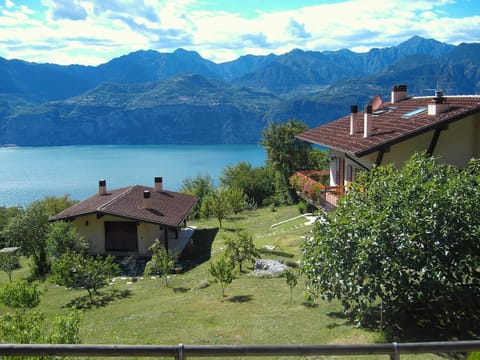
293,84 -> 480,209
50,177 -> 198,256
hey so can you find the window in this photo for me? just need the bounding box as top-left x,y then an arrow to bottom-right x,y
402,107 -> 427,118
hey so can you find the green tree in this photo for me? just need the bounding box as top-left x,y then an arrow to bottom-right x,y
52,253 -> 119,300
180,173 -> 216,218
0,279 -> 40,309
224,228 -> 258,273
302,153 -> 480,331
203,188 -> 231,228
0,247 -> 20,282
209,255 -> 235,298
0,206 -> 22,247
284,268 -> 299,304
47,221 -> 88,262
261,119 -> 327,204
38,194 -> 77,217
2,201 -> 50,278
220,162 -> 275,206
226,186 -> 247,214
144,239 -> 177,287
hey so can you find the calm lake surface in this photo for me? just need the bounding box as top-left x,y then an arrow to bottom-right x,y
0,145 -> 266,207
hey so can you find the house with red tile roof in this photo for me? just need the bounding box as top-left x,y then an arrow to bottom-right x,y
50,177 -> 198,256
294,85 -> 480,209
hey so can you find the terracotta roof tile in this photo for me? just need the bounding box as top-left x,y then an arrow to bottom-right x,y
297,96 -> 480,157
50,185 -> 198,227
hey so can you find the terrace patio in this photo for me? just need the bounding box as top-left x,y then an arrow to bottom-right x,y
289,170 -> 345,211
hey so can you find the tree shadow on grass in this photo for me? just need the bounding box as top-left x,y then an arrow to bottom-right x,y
228,294 -> 254,303
329,305 -> 480,343
383,311 -> 480,343
178,227 -> 218,268
173,287 -> 190,293
63,288 -> 132,310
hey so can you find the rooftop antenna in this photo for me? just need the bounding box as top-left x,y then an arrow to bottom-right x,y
424,79 -> 453,96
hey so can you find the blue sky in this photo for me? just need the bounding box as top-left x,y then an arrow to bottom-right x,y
1,0 -> 479,65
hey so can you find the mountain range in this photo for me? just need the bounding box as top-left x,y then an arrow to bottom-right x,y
1,36 -> 479,146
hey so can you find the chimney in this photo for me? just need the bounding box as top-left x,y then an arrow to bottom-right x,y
143,190 -> 151,209
350,105 -> 358,135
364,104 -> 372,138
391,84 -> 408,103
428,91 -> 450,115
99,179 -> 107,195
154,176 -> 163,192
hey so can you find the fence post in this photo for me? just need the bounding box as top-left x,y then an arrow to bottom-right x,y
176,343 -> 185,360
390,342 -> 399,360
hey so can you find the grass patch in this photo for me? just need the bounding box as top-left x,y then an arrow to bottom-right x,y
0,206 -> 445,359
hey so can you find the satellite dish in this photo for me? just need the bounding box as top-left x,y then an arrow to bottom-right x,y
369,95 -> 382,111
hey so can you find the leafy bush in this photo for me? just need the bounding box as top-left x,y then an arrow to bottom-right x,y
297,201 -> 308,214
0,309 -> 81,345
0,279 -> 40,309
303,153 -> 480,331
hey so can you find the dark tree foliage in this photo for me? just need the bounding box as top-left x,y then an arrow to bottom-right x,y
302,153 -> 480,334
180,173 -> 216,218
2,201 -> 50,278
220,162 -> 275,206
261,119 -> 328,204
0,206 -> 22,247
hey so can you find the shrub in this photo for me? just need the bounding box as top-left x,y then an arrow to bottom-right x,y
0,279 -> 40,309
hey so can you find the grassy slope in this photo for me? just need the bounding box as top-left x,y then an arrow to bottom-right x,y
0,206 -> 442,359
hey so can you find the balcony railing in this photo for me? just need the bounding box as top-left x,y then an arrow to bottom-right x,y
290,171 -> 343,210
1,341 -> 480,359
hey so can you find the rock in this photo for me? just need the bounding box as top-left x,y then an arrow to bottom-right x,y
252,259 -> 288,277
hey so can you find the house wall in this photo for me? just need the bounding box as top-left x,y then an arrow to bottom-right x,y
71,214 -> 167,256
330,114 -> 480,187
434,114 -> 480,167
329,149 -> 370,186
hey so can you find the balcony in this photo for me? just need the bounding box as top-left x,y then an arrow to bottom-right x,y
289,170 -> 344,211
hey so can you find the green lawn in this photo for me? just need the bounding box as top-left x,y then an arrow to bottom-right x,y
0,206 -> 445,359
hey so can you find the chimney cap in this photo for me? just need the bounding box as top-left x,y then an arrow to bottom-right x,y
350,104 -> 358,113
99,179 -> 106,186
155,176 -> 163,183
143,190 -> 151,199
393,84 -> 407,92
365,104 -> 372,113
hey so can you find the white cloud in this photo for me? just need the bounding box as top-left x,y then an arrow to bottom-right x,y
0,0 -> 479,65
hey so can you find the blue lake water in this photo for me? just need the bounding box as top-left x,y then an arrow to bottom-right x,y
0,145 -> 266,207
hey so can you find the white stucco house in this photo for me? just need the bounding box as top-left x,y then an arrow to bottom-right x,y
293,84 -> 480,209
50,177 -> 198,256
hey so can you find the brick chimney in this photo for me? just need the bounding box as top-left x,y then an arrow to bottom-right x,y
391,84 -> 408,103
154,176 -> 163,192
350,105 -> 358,135
99,179 -> 107,195
143,190 -> 151,209
364,104 -> 372,138
428,91 -> 451,115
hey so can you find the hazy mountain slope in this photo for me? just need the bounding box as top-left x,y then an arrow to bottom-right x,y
1,36 -> 479,146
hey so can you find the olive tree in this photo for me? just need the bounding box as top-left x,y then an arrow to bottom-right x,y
224,228 -> 258,273
0,247 -> 20,282
52,253 -> 119,300
302,153 -> 480,330
144,240 -> 178,287
209,255 -> 235,298
203,187 -> 232,229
